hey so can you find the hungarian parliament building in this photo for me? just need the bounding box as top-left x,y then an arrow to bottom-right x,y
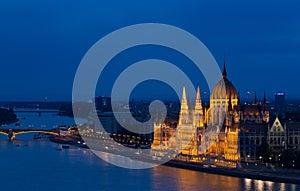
151,63 -> 300,163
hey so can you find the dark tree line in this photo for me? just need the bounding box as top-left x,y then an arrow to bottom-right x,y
0,108 -> 18,125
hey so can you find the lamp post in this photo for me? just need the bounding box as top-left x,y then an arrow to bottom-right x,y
246,91 -> 251,105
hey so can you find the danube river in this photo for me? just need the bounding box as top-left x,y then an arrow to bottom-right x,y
0,112 -> 299,191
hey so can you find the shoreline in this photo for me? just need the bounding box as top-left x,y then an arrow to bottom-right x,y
49,136 -> 300,185
163,159 -> 300,185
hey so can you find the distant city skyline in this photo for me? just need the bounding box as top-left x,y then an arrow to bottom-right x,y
0,1 -> 300,101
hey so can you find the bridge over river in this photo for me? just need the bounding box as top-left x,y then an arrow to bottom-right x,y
0,128 -> 60,141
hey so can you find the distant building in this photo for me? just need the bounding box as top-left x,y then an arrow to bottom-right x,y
94,96 -> 112,112
274,92 -> 286,115
97,111 -> 120,134
97,111 -> 153,136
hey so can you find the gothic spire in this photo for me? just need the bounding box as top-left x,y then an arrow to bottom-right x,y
222,58 -> 227,79
180,86 -> 188,111
179,86 -> 189,125
194,85 -> 204,127
195,85 -> 203,112
196,85 -> 201,102
253,89 -> 258,105
263,90 -> 267,111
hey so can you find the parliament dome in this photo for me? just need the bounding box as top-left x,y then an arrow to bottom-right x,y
211,63 -> 238,100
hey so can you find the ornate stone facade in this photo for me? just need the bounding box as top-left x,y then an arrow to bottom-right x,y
152,61 -> 270,162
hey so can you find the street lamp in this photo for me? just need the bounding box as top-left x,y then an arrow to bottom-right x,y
259,156 -> 263,163
246,91 -> 251,104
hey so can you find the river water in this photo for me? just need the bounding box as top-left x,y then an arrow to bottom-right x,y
0,112 -> 299,191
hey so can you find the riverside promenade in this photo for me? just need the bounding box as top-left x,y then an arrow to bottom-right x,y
164,159 -> 300,184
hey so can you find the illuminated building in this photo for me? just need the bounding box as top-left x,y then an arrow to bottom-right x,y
268,116 -> 286,154
152,122 -> 176,150
239,91 -> 270,162
205,62 -> 240,160
152,60 -> 270,163
175,86 -> 204,156
268,116 -> 300,154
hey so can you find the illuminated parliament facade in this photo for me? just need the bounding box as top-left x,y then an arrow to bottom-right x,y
152,62 -> 270,162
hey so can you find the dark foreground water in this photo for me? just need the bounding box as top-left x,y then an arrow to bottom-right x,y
0,112 -> 299,191
1,140 -> 300,191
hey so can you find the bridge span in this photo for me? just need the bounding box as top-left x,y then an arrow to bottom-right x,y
0,128 -> 60,141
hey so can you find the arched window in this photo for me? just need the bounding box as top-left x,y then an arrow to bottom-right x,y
251,137 -> 254,145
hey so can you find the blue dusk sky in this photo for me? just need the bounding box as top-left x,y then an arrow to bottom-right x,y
0,0 -> 299,101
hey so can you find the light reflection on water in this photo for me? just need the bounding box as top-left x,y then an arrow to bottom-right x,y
1,141 -> 300,191
243,179 -> 300,191
151,166 -> 243,191
0,112 -> 299,191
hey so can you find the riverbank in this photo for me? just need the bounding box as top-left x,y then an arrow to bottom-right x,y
0,108 -> 18,125
49,135 -> 300,184
164,159 -> 300,184
49,135 -> 88,148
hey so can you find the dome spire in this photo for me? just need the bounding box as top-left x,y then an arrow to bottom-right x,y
222,57 -> 227,79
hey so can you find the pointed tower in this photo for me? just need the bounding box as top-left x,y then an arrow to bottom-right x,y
177,86 -> 196,155
262,90 -> 270,123
233,93 -> 241,124
152,114 -> 163,149
263,90 -> 267,111
178,86 -> 189,126
253,90 -> 258,105
222,58 -> 227,79
193,85 -> 204,127
227,90 -> 233,127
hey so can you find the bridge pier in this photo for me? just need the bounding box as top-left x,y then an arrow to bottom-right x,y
8,130 -> 16,141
